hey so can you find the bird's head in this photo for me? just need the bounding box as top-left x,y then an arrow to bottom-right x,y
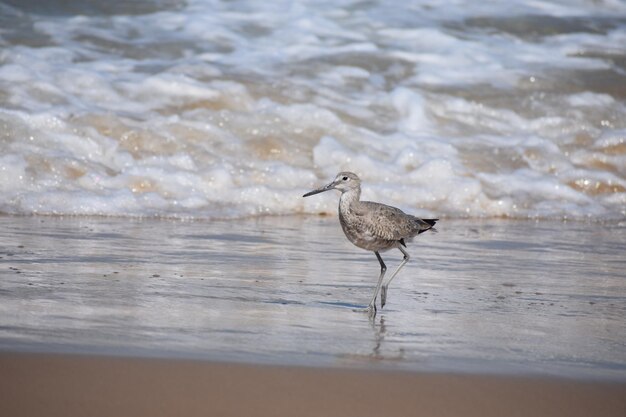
303,171 -> 361,197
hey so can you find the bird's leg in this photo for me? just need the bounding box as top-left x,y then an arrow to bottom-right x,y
365,251 -> 387,316
380,245 -> 410,309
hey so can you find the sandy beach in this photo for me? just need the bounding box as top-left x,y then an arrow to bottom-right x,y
1,214 -> 625,415
1,352 -> 625,417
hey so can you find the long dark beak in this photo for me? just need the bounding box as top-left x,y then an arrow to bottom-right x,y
303,181 -> 335,197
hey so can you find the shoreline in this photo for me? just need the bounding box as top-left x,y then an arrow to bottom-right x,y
1,211 -> 624,224
1,351 -> 625,417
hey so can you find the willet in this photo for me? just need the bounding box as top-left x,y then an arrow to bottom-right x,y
303,172 -> 437,315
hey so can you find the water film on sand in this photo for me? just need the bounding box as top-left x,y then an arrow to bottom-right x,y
0,214 -> 624,380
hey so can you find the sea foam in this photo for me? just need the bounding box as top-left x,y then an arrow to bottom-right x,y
0,0 -> 625,220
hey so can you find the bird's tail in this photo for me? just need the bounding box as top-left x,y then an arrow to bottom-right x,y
418,218 -> 438,234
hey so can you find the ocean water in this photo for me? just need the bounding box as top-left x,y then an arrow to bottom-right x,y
1,0 -> 625,220
1,215 -> 625,380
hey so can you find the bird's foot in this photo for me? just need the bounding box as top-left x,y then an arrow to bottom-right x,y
353,304 -> 377,317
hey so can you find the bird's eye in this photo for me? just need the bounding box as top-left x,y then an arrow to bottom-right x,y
342,176 -> 348,181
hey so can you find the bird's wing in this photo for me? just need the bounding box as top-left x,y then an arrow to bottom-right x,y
355,201 -> 414,241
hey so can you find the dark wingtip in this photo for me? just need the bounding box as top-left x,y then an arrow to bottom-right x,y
417,218 -> 438,234
424,218 -> 438,227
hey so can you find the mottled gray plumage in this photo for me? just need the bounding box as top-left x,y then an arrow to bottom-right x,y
303,171 -> 437,315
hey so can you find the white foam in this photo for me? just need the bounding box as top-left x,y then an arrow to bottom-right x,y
0,154 -> 28,193
0,0 -> 624,220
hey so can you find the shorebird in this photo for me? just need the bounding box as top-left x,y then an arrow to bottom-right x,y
303,172 -> 437,316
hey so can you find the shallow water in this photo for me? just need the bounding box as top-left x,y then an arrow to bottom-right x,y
0,215 -> 624,380
1,0 -> 625,220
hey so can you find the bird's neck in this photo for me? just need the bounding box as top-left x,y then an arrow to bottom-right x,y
339,187 -> 360,213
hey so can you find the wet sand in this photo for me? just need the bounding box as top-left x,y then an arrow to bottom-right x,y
1,214 -> 625,414
1,352 -> 625,417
